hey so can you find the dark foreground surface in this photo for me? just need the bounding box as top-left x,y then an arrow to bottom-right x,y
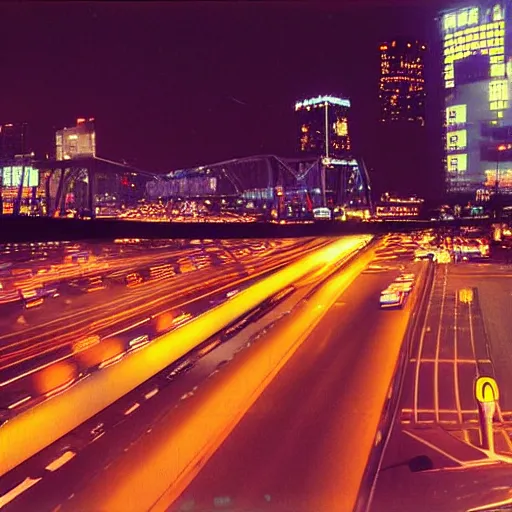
0,215 -> 491,242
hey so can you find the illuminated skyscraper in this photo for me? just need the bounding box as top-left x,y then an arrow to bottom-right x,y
56,118 -> 96,160
379,39 -> 427,124
295,95 -> 351,158
0,123 -> 28,160
440,2 -> 512,194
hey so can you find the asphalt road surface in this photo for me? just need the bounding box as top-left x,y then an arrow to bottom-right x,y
0,240 -> 362,512
371,260 -> 512,512
165,259 -> 424,512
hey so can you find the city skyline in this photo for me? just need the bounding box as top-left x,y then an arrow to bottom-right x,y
0,2 -> 442,198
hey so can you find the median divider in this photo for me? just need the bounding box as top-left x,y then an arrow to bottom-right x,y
61,236 -> 383,512
0,234 -> 372,478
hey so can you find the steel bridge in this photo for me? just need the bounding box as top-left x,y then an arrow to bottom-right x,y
28,156 -> 156,217
2,153 -> 372,218
146,154 -> 373,217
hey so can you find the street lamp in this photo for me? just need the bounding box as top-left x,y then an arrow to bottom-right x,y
493,144 -> 510,220
496,143 -> 509,195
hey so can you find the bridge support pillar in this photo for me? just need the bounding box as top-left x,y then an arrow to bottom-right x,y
88,165 -> 95,219
54,167 -> 67,216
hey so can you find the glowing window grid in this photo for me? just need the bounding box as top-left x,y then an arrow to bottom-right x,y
443,19 -> 505,88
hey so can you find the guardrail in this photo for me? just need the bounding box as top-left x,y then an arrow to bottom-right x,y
354,259 -> 435,512
0,235 -> 372,478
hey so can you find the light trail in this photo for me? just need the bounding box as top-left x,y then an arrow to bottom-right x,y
0,240 -> 329,374
0,235 -> 370,478
61,236 -> 380,512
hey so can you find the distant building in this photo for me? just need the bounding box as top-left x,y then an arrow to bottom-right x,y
373,40 -> 429,198
379,39 -> 427,125
56,118 -> 96,160
375,193 -> 424,219
295,95 -> 351,159
0,123 -> 28,160
440,2 -> 512,195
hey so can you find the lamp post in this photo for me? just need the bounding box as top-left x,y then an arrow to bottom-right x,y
494,144 -> 508,219
496,144 -> 507,195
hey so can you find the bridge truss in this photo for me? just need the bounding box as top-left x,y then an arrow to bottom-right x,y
146,154 -> 373,216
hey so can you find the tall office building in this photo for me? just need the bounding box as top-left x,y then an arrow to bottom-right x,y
56,118 -> 96,160
441,2 -> 512,195
0,123 -> 28,160
295,95 -> 351,159
379,39 -> 427,124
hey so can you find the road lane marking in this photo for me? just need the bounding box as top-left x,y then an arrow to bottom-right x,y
468,298 -> 478,367
453,292 -> 465,439
403,430 -> 466,466
413,268 -> 437,423
45,450 -> 76,472
7,395 -> 32,409
124,403 -> 140,415
145,388 -> 159,400
434,267 -> 448,423
409,358 -> 492,364
403,407 -> 479,414
0,478 -> 42,509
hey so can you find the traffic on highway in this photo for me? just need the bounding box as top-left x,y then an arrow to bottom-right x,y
1,227 -> 512,512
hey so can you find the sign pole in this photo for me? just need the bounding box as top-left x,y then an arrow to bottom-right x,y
478,401 -> 496,453
474,376 -> 499,454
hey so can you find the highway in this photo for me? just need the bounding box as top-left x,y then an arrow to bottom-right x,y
0,237 -> 329,418
5,229 -> 512,512
0,234 -> 424,512
164,255 -> 424,512
370,258 -> 512,512
0,234 -> 372,511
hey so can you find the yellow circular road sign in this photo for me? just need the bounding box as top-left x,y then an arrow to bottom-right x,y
475,376 -> 499,403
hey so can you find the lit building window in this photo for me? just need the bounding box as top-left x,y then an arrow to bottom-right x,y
334,118 -> 348,137
493,4 -> 503,21
490,63 -> 506,77
446,104 -> 467,125
444,13 -> 457,31
447,129 -> 467,150
448,153 -> 468,172
489,79 -> 508,102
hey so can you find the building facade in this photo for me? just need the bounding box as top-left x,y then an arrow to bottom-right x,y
441,2 -> 512,194
295,95 -> 351,159
0,123 -> 28,160
56,118 -> 96,160
375,193 -> 424,219
379,39 -> 427,124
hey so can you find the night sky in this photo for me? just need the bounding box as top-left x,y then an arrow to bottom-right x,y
2,1 -> 458,198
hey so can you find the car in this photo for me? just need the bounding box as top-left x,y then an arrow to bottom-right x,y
379,289 -> 405,309
25,296 -> 44,309
392,281 -> 414,294
395,273 -> 415,282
